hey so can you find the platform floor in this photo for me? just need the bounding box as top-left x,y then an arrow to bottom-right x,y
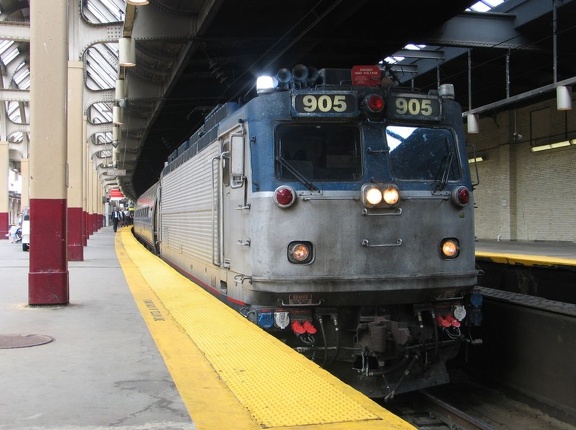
0,228 -> 195,430
0,227 -> 413,430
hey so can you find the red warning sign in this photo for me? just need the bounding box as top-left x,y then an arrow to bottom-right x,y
110,189 -> 124,200
351,65 -> 381,87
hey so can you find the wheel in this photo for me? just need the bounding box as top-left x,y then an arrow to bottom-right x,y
23,243 -> 29,252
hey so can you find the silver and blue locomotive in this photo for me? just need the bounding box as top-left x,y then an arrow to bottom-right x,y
134,65 -> 482,398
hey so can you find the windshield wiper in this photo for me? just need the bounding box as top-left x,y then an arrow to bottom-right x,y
275,155 -> 318,191
434,138 -> 454,192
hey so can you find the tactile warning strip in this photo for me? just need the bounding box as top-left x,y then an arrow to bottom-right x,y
118,230 -> 411,429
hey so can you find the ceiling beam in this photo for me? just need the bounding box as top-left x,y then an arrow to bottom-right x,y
421,11 -> 529,50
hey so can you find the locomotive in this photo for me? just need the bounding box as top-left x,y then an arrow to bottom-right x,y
133,65 -> 482,398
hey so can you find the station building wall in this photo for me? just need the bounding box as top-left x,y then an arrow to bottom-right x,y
468,97 -> 576,242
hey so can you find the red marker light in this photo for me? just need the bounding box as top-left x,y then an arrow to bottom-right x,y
451,186 -> 470,207
366,94 -> 384,112
274,186 -> 296,208
457,187 -> 470,205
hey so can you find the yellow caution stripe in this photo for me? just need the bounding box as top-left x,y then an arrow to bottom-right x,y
476,251 -> 576,268
116,229 -> 414,429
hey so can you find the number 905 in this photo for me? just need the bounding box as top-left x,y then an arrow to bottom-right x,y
302,95 -> 348,113
395,97 -> 434,116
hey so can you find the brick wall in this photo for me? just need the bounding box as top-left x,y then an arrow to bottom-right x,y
468,97 -> 576,242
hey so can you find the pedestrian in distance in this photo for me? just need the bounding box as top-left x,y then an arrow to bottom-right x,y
7,224 -> 18,243
112,208 -> 121,232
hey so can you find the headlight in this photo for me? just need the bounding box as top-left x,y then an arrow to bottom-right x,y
441,238 -> 460,259
362,183 -> 400,208
288,241 -> 313,264
365,187 -> 383,205
382,186 -> 399,205
256,75 -> 278,94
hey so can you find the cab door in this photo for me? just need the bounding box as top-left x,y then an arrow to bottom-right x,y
218,125 -> 250,296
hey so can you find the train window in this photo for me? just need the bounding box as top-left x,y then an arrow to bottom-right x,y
275,124 -> 362,181
386,126 -> 460,182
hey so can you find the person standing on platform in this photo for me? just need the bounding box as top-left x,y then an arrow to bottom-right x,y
112,208 -> 121,232
7,224 -> 18,243
123,209 -> 130,226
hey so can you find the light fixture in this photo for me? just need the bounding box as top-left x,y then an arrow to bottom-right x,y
466,50 -> 479,134
467,113 -> 479,134
115,79 -> 125,100
113,106 -> 123,125
127,0 -> 149,4
112,125 -> 120,147
530,140 -> 576,152
556,85 -> 572,110
468,156 -> 485,163
256,75 -> 277,94
119,38 -> 136,67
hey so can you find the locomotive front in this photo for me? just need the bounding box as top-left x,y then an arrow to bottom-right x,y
241,66 -> 482,397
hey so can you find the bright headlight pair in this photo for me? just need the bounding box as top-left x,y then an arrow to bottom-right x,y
362,184 -> 400,208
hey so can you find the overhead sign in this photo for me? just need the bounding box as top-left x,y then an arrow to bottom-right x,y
104,169 -> 126,176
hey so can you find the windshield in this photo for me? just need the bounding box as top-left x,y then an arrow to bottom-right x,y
386,125 -> 460,181
275,124 -> 362,182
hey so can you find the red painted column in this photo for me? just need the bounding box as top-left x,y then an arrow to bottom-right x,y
29,200 -> 68,304
0,141 -> 8,240
86,161 -> 94,237
0,213 -> 8,240
82,210 -> 88,246
68,207 -> 84,260
28,0 -> 69,305
88,213 -> 94,236
67,61 -> 84,261
82,117 -> 88,247
92,170 -> 99,232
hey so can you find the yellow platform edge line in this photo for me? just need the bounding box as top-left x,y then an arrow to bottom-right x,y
476,251 -> 576,267
114,230 -> 260,430
115,228 -> 415,430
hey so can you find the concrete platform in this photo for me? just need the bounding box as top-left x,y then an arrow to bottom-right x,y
476,239 -> 576,267
0,227 -> 195,430
0,227 -> 414,430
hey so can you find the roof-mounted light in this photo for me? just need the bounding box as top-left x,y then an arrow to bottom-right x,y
438,84 -> 455,99
256,76 -> 278,94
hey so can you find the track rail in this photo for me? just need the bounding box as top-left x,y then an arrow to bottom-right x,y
418,390 -> 496,430
388,388 -> 497,430
389,285 -> 576,429
389,383 -> 575,430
